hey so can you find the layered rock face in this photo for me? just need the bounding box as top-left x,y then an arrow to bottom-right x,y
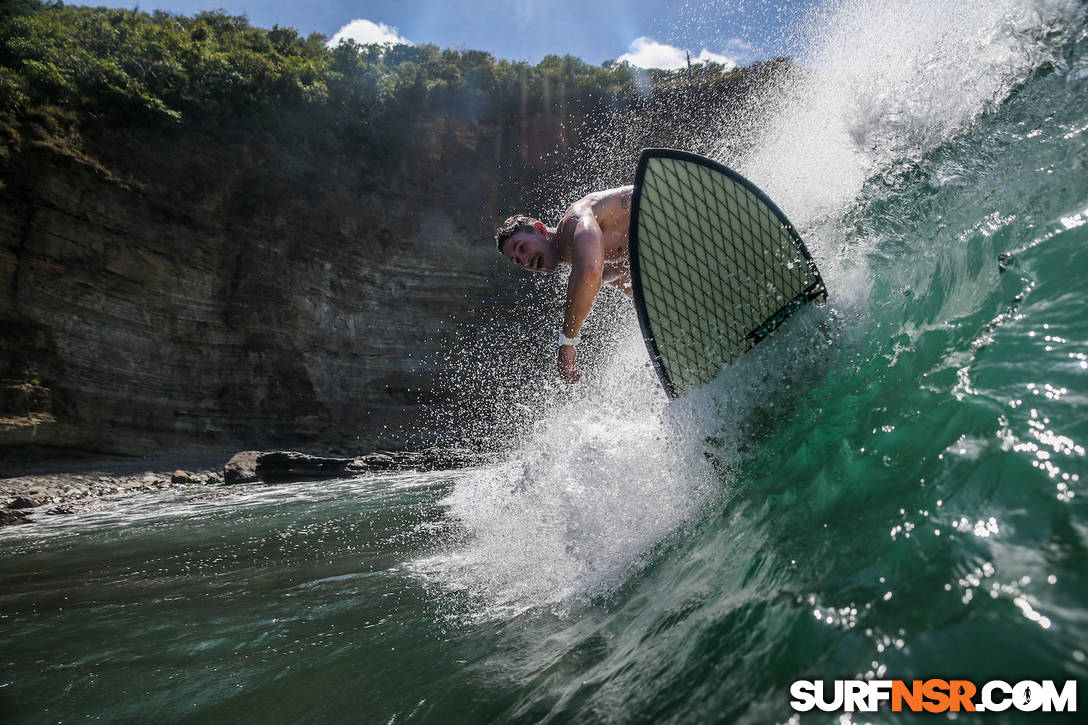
0,111 -> 569,454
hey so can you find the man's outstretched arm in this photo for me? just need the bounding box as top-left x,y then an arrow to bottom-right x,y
558,211 -> 604,381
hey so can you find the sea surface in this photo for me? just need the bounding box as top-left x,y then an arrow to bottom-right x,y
3,1 -> 1088,722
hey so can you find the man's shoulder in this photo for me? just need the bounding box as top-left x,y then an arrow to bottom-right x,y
558,198 -> 594,231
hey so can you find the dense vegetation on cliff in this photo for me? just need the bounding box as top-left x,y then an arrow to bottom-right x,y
0,0 -> 757,172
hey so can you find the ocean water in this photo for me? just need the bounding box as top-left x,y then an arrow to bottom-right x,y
3,0 -> 1088,722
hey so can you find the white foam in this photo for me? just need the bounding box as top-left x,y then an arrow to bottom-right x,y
414,333 -> 722,617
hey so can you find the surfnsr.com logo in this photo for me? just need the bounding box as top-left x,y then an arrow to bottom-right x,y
790,679 -> 1077,713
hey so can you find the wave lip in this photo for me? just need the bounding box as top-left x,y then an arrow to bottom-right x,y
739,0 -> 1085,227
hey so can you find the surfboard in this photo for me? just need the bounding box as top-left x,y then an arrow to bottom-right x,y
629,149 -> 827,398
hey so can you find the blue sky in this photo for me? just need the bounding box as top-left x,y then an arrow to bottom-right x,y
79,0 -> 817,68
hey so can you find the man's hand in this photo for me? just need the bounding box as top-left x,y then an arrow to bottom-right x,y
557,345 -> 581,381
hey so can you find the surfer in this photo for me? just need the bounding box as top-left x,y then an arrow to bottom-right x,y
495,186 -> 634,382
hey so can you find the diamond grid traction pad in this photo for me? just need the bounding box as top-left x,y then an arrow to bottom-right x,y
630,150 -> 827,398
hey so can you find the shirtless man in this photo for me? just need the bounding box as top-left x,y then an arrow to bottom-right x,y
495,186 -> 634,382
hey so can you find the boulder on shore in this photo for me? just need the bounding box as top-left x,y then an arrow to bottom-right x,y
0,510 -> 32,526
223,451 -> 261,485
222,447 -> 480,484
8,496 -> 43,509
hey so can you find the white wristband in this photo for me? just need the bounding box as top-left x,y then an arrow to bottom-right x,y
557,330 -> 581,347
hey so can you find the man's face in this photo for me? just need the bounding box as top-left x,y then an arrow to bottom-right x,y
502,224 -> 558,273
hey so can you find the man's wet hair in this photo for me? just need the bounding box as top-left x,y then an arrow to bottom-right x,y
495,214 -> 539,253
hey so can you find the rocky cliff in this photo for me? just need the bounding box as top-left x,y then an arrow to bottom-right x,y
0,108 -> 575,454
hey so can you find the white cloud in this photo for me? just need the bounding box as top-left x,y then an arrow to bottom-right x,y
327,19 -> 411,48
617,37 -> 738,70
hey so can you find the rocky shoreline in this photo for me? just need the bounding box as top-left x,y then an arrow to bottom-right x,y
2,447 -> 483,528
